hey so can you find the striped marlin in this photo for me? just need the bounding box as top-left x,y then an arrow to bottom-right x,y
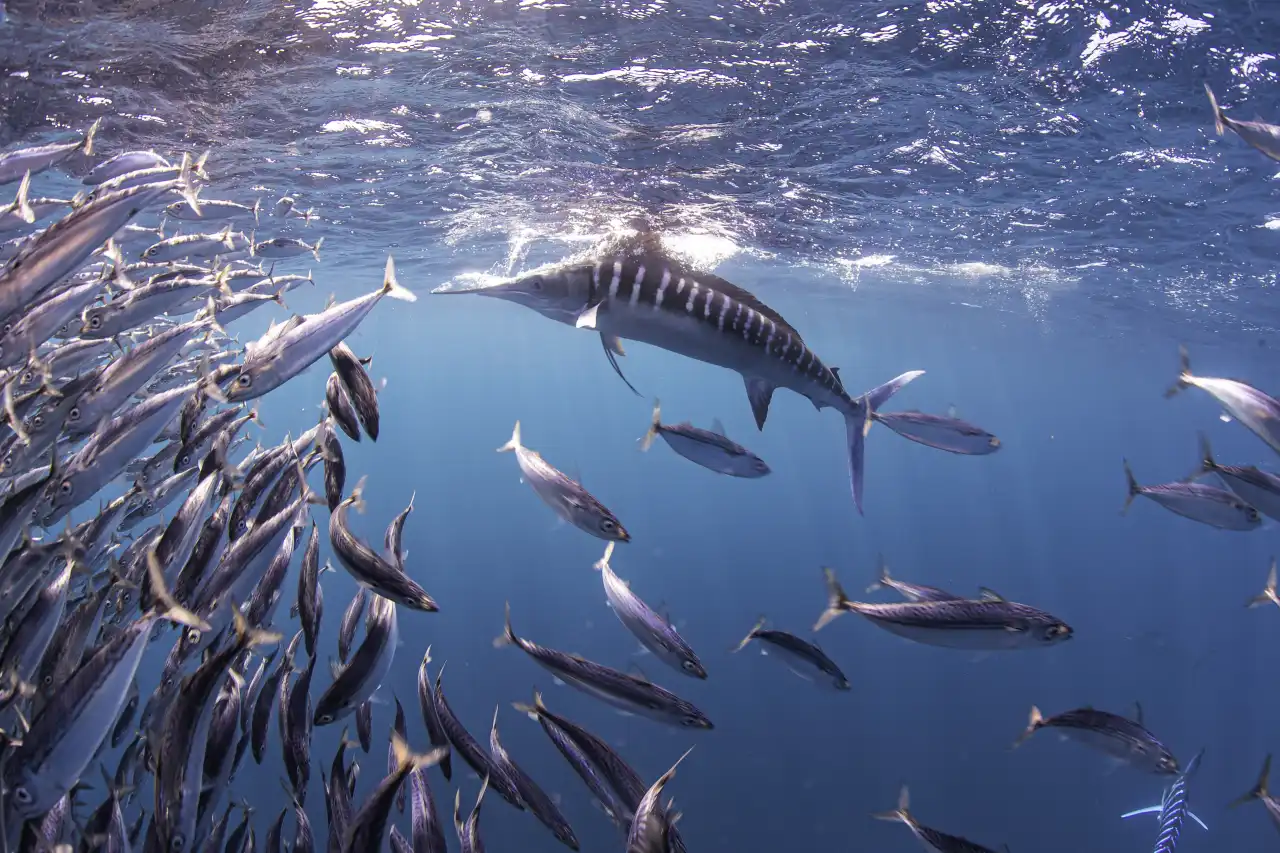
1122,749 -> 1207,853
436,248 -> 889,513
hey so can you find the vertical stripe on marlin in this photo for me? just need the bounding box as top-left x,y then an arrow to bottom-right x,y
718,296 -> 733,331
684,281 -> 699,313
703,290 -> 716,320
654,269 -> 671,309
609,261 -> 622,299
629,265 -> 645,305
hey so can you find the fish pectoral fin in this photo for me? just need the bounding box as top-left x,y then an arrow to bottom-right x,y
599,333 -> 641,397
742,376 -> 775,431
1189,811 -> 1208,831
575,301 -> 602,330
1119,805 -> 1162,820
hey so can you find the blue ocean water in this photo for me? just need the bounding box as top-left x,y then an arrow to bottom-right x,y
4,0 -> 1280,850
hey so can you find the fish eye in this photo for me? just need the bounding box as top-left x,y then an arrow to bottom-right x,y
67,406 -> 80,422
187,628 -> 201,645
89,316 -> 102,329
13,786 -> 30,805
31,415 -> 43,429
237,374 -> 252,387
170,834 -> 185,851
681,660 -> 699,672
42,673 -> 53,686
19,371 -> 31,384
530,277 -> 544,291
318,713 -> 333,724
680,717 -> 703,727
599,519 -> 617,533
57,480 -> 73,497
1043,624 -> 1069,640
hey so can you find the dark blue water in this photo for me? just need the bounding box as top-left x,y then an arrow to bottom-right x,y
4,0 -> 1280,850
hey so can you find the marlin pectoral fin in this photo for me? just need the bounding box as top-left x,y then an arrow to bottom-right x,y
742,376 -> 775,430
575,302 -> 601,330
1190,811 -> 1208,831
599,334 -> 640,397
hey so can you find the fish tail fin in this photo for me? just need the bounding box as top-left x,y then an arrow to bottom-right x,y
311,236 -> 324,262
866,554 -> 891,594
176,153 -> 202,216
346,475 -> 368,514
844,397 -> 870,515
871,785 -> 912,825
390,731 -> 446,774
1193,431 -> 1216,480
1122,459 -> 1141,514
1205,83 -> 1227,135
1165,345 -> 1193,398
82,117 -> 101,156
656,746 -> 694,790
592,542 -> 615,573
193,150 -> 212,182
814,567 -> 852,632
1230,754 -> 1272,809
1247,559 -> 1279,608
144,548 -> 210,633
380,256 -> 417,302
640,399 -> 661,452
1013,705 -> 1044,748
497,421 -> 521,453
11,171 -> 33,224
493,601 -> 517,648
250,197 -> 261,224
230,607 -> 281,652
731,617 -> 766,653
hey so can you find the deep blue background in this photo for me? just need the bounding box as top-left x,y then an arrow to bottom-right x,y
4,0 -> 1280,849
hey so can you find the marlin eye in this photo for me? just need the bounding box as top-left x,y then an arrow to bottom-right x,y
531,278 -> 543,291
67,406 -> 80,422
58,480 -> 72,496
13,786 -> 30,805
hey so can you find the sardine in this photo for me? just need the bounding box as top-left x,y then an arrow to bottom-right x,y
1014,705 -> 1178,774
314,594 -> 397,726
594,542 -> 705,678
329,342 -> 379,440
497,421 -> 629,542
495,603 -> 712,728
1124,459 -> 1261,531
816,567 -> 1073,650
874,786 -> 1003,853
329,479 -> 437,612
732,616 -> 849,690
639,399 -> 769,477
490,707 -> 579,849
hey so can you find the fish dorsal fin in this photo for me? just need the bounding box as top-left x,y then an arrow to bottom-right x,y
978,587 -> 1005,603
742,376 -> 775,430
1132,701 -> 1144,726
709,418 -> 727,437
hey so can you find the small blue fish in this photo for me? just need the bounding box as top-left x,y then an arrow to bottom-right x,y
1168,346 -> 1280,456
1193,432 -> 1280,521
1124,459 -> 1261,531
1121,749 -> 1207,853
639,400 -> 769,478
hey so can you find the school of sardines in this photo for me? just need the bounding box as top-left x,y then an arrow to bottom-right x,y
0,89 -> 1277,853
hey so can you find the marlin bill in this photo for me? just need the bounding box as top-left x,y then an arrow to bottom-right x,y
437,241 -> 923,514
